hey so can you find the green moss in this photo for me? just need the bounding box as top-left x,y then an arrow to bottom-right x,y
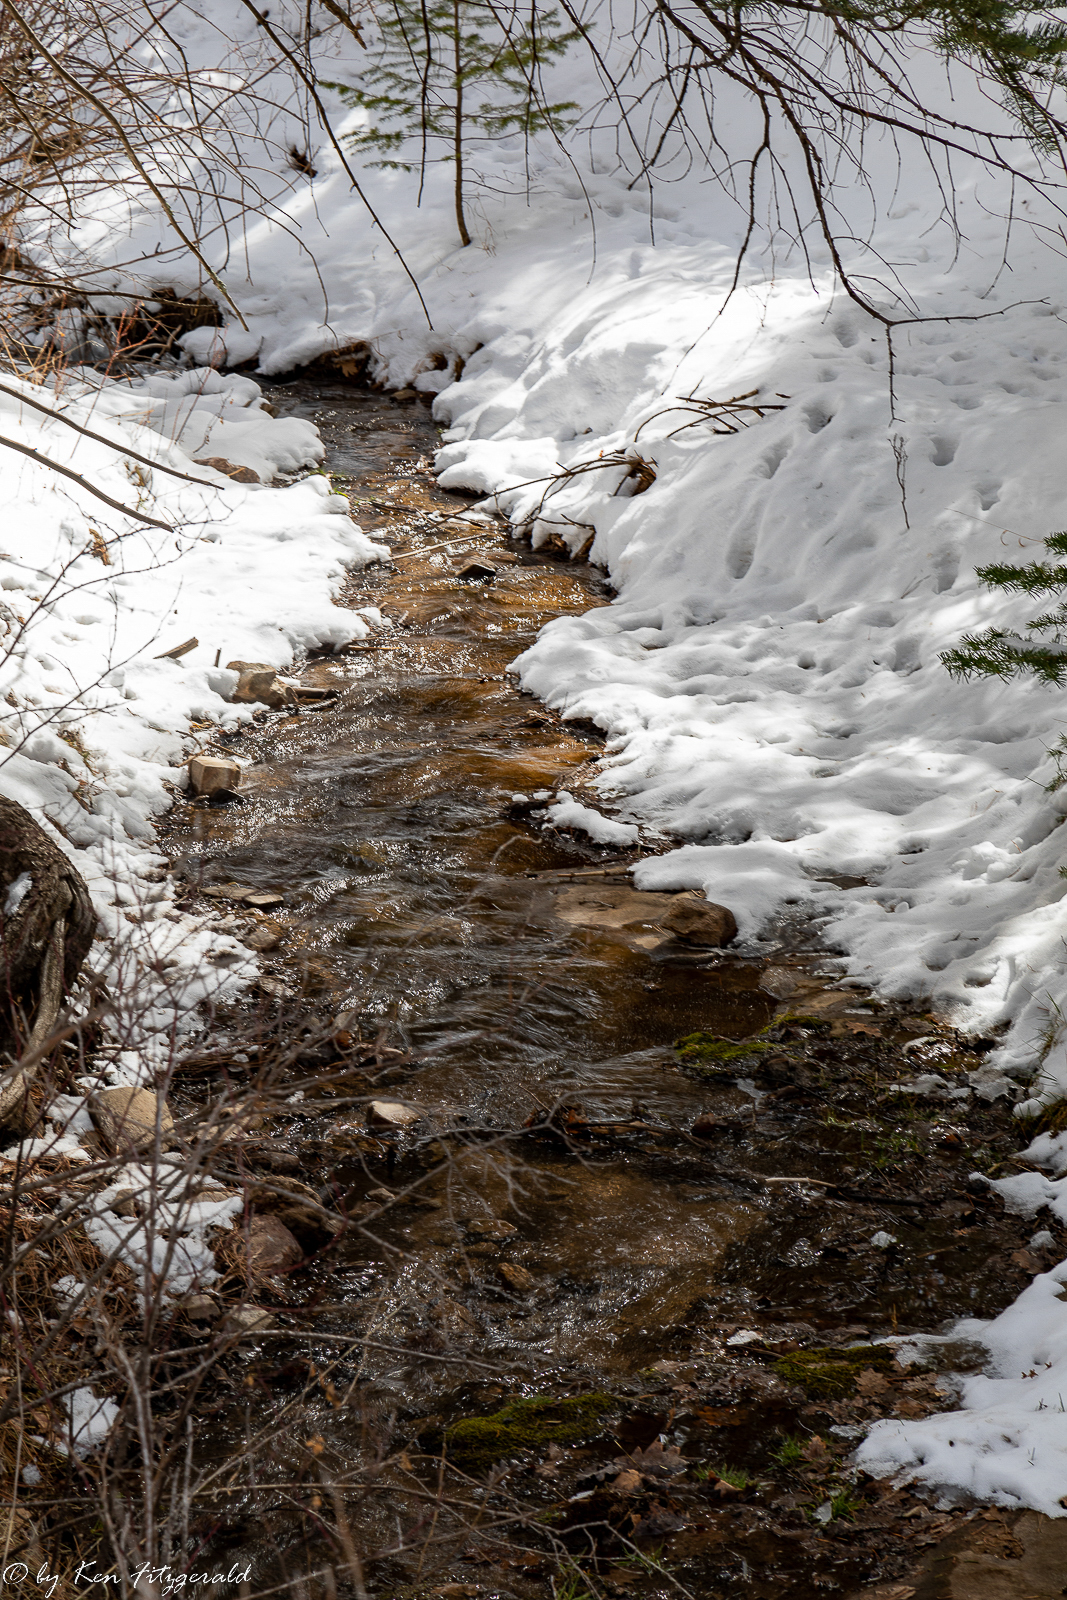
674,1032 -> 774,1064
773,1344 -> 897,1399
675,1011 -> 832,1070
443,1393 -> 614,1468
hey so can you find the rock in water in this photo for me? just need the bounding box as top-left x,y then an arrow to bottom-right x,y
367,1100 -> 421,1128
92,1088 -> 176,1152
661,896 -> 737,947
0,796 -> 96,1121
466,1218 -> 518,1240
244,1214 -> 303,1276
224,1305 -> 274,1334
457,561 -> 496,582
498,1262 -> 535,1292
188,754 -> 241,796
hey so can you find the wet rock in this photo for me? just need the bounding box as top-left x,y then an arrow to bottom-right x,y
243,891 -> 284,910
92,1088 -> 175,1153
456,561 -> 496,582
241,1213 -> 303,1277
367,1099 -> 421,1129
393,388 -> 417,403
224,1305 -> 274,1334
195,456 -> 260,484
243,922 -> 282,951
553,884 -> 676,947
188,755 -> 241,797
466,1218 -> 518,1240
498,1262 -> 535,1292
256,975 -> 291,1001
691,1113 -> 719,1139
661,895 -> 737,947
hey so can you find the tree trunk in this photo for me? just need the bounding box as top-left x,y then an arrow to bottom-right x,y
0,796 -> 96,1120
452,0 -> 471,246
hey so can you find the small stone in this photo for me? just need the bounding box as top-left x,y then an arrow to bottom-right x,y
188,755 -> 241,797
224,1305 -> 274,1334
243,890 -> 285,909
243,1213 -> 303,1276
393,388 -> 417,403
92,1088 -> 175,1153
195,457 -> 260,484
244,923 -> 282,951
661,896 -> 738,947
257,976 -> 291,1000
466,1218 -> 518,1240
498,1262 -> 534,1292
108,1189 -> 140,1217
690,1113 -> 718,1139
367,1100 -> 421,1128
240,669 -> 289,709
456,561 -> 496,582
181,1294 -> 218,1323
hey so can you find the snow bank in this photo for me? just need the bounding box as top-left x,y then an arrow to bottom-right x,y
857,1265 -> 1067,1513
0,366 -> 387,1053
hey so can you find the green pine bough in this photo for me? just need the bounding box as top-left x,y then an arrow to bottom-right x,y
941,531 -> 1067,685
324,0 -> 578,247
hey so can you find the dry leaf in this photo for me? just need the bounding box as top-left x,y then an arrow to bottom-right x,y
304,1434 -> 325,1455
855,1367 -> 891,1396
802,1435 -> 831,1463
612,1469 -> 644,1496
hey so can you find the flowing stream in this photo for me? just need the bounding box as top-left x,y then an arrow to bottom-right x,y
160,383 -> 1041,1600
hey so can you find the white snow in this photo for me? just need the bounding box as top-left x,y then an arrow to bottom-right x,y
0,365 -> 387,1053
546,790 -> 639,847
4,871 -> 32,916
63,1388 -> 120,1457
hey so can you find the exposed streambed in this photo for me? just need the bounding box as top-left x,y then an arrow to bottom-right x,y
162,384 -> 1060,1600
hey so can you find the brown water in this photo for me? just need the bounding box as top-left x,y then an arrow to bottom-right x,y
168,382 -> 780,1111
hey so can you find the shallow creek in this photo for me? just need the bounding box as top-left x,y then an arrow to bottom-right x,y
162,385 -> 1047,1600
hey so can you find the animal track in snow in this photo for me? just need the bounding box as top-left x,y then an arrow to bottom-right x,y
759,443 -> 788,479
804,404 -> 833,434
930,436 -> 958,467
727,533 -> 756,579
976,481 -> 1001,511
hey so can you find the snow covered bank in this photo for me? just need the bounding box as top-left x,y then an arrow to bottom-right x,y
0,366 -> 386,1056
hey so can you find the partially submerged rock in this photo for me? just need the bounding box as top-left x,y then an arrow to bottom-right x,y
466,1218 -> 518,1241
661,895 -> 737,947
92,1088 -> 175,1153
367,1099 -> 421,1129
224,1305 -> 274,1334
188,754 -> 241,797
238,1213 -> 303,1278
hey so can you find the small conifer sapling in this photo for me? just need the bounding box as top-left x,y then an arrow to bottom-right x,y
325,0 -> 578,247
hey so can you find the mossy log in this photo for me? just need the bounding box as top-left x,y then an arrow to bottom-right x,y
0,796 -> 96,1120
